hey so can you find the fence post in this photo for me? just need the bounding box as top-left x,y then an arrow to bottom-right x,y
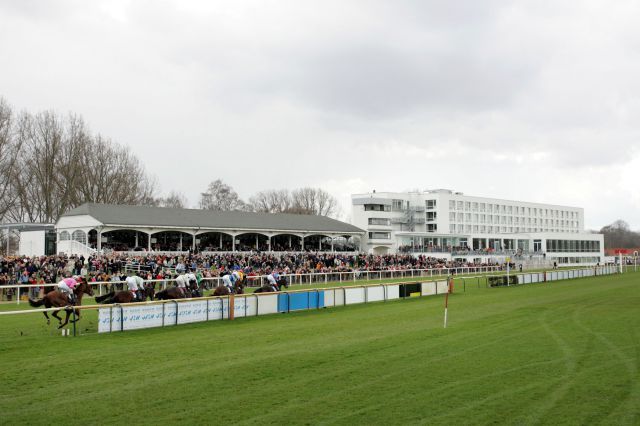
72,308 -> 77,337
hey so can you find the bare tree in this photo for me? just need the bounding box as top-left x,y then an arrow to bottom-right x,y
248,189 -> 292,213
199,179 -> 246,211
1,100 -> 159,224
158,191 -> 188,208
600,220 -> 640,249
0,98 -> 18,221
291,187 -> 339,217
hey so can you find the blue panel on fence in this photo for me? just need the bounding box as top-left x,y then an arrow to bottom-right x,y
278,291 -> 325,312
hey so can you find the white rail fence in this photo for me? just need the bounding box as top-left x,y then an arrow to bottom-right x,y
0,266 -> 502,304
0,265 -> 620,336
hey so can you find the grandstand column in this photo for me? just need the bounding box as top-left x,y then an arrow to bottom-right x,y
318,238 -> 321,250
192,230 -> 197,251
219,233 -> 222,249
331,237 -> 334,252
232,235 -> 235,251
302,236 -> 305,250
179,234 -> 183,251
255,234 -> 259,250
97,229 -> 102,252
268,236 -> 272,251
135,232 -> 139,247
147,232 -> 151,251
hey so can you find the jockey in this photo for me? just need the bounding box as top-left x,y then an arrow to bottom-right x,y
125,273 -> 142,300
134,274 -> 145,300
57,276 -> 78,304
185,270 -> 199,296
186,270 -> 197,289
175,274 -> 188,296
266,272 -> 280,292
221,271 -> 237,293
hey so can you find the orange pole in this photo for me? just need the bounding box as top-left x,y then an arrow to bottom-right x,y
229,294 -> 235,320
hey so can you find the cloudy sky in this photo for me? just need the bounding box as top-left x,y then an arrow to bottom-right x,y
1,0 -> 639,229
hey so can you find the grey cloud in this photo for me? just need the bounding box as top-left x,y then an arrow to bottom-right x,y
276,43 -> 534,119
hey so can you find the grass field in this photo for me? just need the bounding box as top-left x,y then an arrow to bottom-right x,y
0,272 -> 638,425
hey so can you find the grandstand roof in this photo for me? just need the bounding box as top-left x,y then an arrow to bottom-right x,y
60,203 -> 364,234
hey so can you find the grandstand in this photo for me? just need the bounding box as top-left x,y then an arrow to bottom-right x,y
52,203 -> 365,256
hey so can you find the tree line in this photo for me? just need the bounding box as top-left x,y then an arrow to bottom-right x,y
599,220 -> 640,249
199,180 -> 339,217
0,98 -> 339,226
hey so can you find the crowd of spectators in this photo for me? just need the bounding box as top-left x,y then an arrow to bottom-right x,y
1,251 -> 499,291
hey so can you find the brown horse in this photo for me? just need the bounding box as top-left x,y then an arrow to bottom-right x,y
253,277 -> 289,293
94,285 -> 155,304
28,278 -> 94,328
212,279 -> 245,296
154,286 -> 192,300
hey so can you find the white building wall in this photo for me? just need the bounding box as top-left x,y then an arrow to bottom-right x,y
19,230 -> 46,257
56,215 -> 103,232
351,190 -> 604,264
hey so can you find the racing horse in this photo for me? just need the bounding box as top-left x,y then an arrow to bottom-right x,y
28,277 -> 94,328
253,277 -> 289,293
94,284 -> 155,304
188,279 -> 204,298
212,275 -> 246,296
154,286 -> 193,300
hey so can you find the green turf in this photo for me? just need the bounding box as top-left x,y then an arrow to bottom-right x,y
0,272 -> 638,425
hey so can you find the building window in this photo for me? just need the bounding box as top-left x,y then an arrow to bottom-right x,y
364,204 -> 391,212
427,212 -> 437,221
368,218 -> 390,226
368,232 -> 390,240
59,231 -> 70,241
426,199 -> 437,209
427,224 -> 437,232
392,199 -> 404,211
72,230 -> 87,245
449,200 -> 456,209
545,239 -> 600,253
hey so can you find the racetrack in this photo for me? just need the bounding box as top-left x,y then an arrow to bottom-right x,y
1,273 -> 638,425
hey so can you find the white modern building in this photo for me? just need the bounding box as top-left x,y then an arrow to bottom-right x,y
351,189 -> 604,266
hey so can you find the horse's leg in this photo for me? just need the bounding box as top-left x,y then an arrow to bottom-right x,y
43,311 -> 50,325
52,309 -> 63,325
58,310 -> 71,329
70,308 -> 80,322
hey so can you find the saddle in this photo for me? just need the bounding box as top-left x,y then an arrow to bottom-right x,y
61,291 -> 76,304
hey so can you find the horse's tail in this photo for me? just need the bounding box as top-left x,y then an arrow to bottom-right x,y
94,293 -> 113,304
29,298 -> 44,307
